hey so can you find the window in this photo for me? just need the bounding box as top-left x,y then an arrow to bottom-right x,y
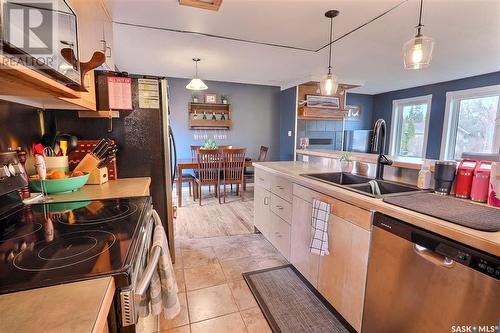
390,95 -> 432,158
441,85 -> 500,160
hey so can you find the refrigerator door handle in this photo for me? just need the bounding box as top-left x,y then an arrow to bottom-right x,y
169,126 -> 177,185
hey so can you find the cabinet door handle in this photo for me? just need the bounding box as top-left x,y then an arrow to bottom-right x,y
258,177 -> 265,181
275,205 -> 284,210
264,197 -> 269,205
276,185 -> 284,190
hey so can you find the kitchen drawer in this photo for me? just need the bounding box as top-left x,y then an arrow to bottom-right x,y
270,193 -> 292,224
269,213 -> 291,260
255,169 -> 271,190
270,175 -> 293,202
293,184 -> 372,231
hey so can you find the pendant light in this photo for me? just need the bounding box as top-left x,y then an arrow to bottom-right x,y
403,0 -> 435,70
186,58 -> 208,90
320,10 -> 339,96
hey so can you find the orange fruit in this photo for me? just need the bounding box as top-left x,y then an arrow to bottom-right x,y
49,170 -> 66,180
71,171 -> 84,177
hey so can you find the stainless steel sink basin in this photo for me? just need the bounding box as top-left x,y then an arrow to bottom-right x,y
301,172 -> 423,198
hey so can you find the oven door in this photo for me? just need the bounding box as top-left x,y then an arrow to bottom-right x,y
118,209 -> 164,332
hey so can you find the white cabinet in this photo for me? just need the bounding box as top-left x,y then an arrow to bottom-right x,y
67,0 -> 114,68
253,169 -> 292,260
254,184 -> 271,237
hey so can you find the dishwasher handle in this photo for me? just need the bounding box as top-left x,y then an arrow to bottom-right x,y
414,244 -> 454,268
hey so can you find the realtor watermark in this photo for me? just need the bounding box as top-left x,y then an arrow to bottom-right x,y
1,0 -> 59,69
451,325 -> 499,332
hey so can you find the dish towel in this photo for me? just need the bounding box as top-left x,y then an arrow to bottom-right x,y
138,210 -> 180,320
309,199 -> 331,256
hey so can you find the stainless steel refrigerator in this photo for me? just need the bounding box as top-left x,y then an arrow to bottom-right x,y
94,71 -> 176,258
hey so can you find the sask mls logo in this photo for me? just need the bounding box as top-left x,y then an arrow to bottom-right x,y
3,1 -> 53,54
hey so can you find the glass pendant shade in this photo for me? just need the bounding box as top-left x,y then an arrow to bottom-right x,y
320,72 -> 338,96
186,78 -> 208,90
403,35 -> 435,70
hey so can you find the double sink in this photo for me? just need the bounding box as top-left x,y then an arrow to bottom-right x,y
301,172 -> 423,198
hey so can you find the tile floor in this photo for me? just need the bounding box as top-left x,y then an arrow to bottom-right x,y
160,233 -> 288,333
158,186 -> 286,332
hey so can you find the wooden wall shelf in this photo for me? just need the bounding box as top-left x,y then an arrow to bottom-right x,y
188,102 -> 232,129
298,106 -> 347,120
297,82 -> 347,120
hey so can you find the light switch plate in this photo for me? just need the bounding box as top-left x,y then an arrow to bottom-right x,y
287,131 -> 292,137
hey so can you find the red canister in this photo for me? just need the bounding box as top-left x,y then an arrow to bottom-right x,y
455,159 -> 477,199
470,161 -> 492,203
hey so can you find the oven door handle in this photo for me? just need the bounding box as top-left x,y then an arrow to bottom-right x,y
135,244 -> 162,299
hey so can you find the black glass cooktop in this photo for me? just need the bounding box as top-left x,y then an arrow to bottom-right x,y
0,196 -> 150,294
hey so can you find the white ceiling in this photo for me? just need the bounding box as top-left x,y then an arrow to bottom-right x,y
103,0 -> 500,94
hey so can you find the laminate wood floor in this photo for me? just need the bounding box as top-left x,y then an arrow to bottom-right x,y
173,185 -> 255,240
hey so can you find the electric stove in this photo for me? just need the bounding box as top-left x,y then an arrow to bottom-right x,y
0,195 -> 151,295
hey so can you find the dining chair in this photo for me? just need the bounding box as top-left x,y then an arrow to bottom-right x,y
244,145 -> 268,190
221,148 -> 246,203
173,145 -> 201,199
194,149 -> 222,205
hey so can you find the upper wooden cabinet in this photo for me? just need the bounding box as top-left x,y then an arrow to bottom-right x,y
67,0 -> 114,70
0,0 -> 113,110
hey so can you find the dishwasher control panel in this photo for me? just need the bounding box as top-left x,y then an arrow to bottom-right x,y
374,212 -> 500,280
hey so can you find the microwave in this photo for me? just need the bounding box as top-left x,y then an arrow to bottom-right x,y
0,0 -> 81,87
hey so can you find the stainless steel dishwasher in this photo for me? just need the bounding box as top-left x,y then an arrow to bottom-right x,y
362,212 -> 500,333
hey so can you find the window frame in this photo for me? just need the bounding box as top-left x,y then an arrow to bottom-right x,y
440,85 -> 500,160
389,94 -> 433,159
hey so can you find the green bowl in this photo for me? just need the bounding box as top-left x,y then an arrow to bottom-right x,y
29,173 -> 90,194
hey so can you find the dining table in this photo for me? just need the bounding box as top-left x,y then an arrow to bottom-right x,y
176,158 -> 253,207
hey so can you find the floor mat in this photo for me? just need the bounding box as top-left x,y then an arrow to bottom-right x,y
243,264 -> 355,333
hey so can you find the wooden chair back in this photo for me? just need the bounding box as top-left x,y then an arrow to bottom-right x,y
258,146 -> 269,162
222,148 -> 246,182
196,149 -> 221,183
190,145 -> 201,159
218,145 -> 233,150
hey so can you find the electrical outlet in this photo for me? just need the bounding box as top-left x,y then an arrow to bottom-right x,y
287,130 -> 292,137
302,155 -> 309,163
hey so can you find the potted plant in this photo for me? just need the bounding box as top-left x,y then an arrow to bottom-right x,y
339,152 -> 353,173
221,95 -> 230,104
191,93 -> 199,103
202,139 -> 218,149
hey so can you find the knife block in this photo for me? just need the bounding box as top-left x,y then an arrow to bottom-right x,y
87,167 -> 109,185
73,154 -> 100,174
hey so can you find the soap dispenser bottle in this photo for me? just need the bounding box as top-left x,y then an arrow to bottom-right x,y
417,160 -> 432,189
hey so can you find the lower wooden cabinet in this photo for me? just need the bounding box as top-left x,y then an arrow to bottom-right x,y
317,215 -> 370,332
290,195 -> 320,287
292,183 -> 371,333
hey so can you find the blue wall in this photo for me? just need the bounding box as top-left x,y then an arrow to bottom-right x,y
168,78 -> 281,161
279,87 -> 297,161
345,93 -> 375,131
372,71 -> 500,159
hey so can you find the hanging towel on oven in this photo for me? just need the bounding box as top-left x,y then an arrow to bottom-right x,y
138,210 -> 180,320
309,199 -> 331,256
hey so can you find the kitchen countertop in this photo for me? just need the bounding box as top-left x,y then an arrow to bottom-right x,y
0,277 -> 115,333
253,161 -> 500,257
296,149 -> 436,170
47,177 -> 151,203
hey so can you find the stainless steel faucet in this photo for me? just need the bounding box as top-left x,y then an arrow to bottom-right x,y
372,119 -> 393,180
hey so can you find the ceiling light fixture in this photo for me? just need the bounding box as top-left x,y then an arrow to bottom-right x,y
403,0 -> 435,70
320,10 -> 339,96
186,58 -> 208,90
